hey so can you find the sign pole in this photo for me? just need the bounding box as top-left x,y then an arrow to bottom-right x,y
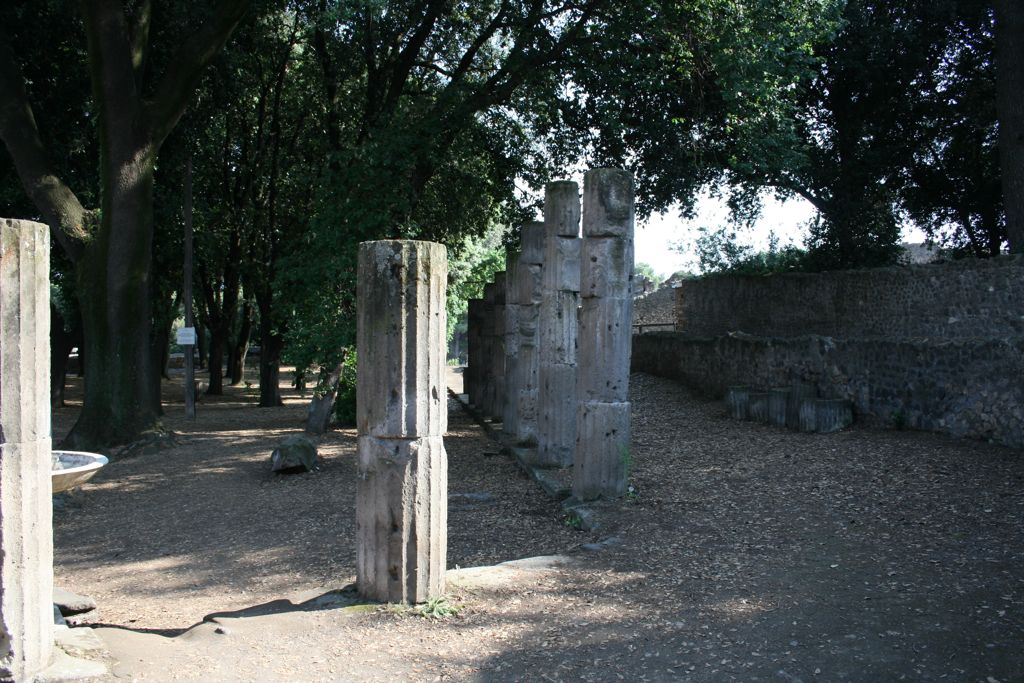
183,157 -> 196,419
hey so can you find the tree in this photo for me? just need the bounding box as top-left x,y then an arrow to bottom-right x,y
994,0 -> 1024,252
0,0 -> 251,448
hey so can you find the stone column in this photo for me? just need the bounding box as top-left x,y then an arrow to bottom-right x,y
511,222 -> 545,446
356,240 -> 447,604
502,251 -> 520,435
465,298 -> 482,406
0,219 -> 54,681
574,169 -> 635,500
536,182 -> 581,468
490,271 -> 507,422
479,282 -> 497,418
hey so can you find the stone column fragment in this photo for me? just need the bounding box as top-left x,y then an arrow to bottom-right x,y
489,272 -> 507,422
536,182 -> 581,467
512,223 -> 545,446
0,218 -> 54,681
502,251 -> 520,435
479,282 -> 497,417
574,169 -> 635,500
356,240 -> 447,604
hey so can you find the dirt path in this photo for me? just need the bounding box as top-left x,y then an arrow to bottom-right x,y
52,370 -> 1024,681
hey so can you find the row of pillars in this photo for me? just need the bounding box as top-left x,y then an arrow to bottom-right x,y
465,169 -> 635,501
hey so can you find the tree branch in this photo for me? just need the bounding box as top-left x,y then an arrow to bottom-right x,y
146,0 -> 252,146
0,29 -> 89,258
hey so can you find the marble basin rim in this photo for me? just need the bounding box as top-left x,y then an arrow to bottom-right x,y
52,450 -> 109,494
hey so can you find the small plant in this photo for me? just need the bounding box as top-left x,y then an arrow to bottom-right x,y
564,511 -> 583,530
890,409 -> 907,430
416,595 -> 460,619
625,484 -> 640,503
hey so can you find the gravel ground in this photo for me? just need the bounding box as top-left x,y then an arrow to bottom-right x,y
51,369 -> 1024,681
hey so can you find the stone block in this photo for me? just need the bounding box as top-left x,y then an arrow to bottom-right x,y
538,291 -> 579,365
748,392 -> 769,423
580,237 -> 634,300
356,435 -> 447,604
798,398 -> 818,433
582,168 -> 635,238
0,440 -> 54,682
815,399 -> 854,433
536,363 -> 578,468
543,236 -> 581,293
1,219 -> 50,445
725,386 -> 751,420
520,221 -> 546,265
544,181 -> 581,237
356,240 -> 447,439
270,435 -> 319,473
768,388 -> 789,427
573,401 -> 631,500
514,389 -> 538,445
577,297 -> 632,403
517,302 -> 540,339
786,383 -> 816,430
514,264 -> 543,306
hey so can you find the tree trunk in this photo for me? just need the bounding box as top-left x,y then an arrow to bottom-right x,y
229,300 -> 253,385
207,326 -> 226,395
258,292 -> 282,409
305,358 -> 344,434
995,0 -> 1024,252
64,139 -> 162,449
196,324 -> 208,369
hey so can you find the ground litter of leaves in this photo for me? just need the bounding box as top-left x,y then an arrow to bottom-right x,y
51,370 -> 1024,682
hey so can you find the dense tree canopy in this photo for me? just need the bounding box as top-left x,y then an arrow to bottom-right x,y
1,0 -> 1017,446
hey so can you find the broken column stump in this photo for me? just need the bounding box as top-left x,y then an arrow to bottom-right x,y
0,218 -> 54,681
465,298 -> 483,407
356,240 -> 448,604
574,169 -> 635,500
536,181 -> 581,468
725,386 -> 751,420
502,251 -> 521,436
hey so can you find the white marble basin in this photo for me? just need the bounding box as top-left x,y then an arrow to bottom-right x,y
51,451 -> 108,494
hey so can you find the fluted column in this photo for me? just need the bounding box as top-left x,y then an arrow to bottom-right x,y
356,240 -> 448,604
0,218 -> 54,681
536,182 -> 581,468
574,170 -> 635,500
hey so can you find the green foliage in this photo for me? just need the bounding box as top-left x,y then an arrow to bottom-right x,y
633,262 -> 664,289
415,596 -> 460,620
331,351 -> 359,428
563,512 -> 583,530
446,224 -> 507,343
693,228 -> 809,275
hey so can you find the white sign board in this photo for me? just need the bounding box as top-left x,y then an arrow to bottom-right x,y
176,326 -> 197,346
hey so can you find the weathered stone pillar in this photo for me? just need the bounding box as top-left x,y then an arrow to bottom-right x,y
502,251 -> 520,435
0,218 -> 54,681
537,182 -> 581,468
465,298 -> 482,406
356,240 -> 447,604
574,169 -> 635,500
490,272 -> 507,422
511,222 -> 545,446
479,282 -> 497,416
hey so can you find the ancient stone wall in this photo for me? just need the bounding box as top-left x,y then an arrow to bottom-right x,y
675,256 -> 1024,340
632,285 -> 676,331
633,332 -> 1024,448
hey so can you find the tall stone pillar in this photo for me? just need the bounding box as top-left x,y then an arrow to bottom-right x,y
489,271 -> 507,422
356,240 -> 447,604
479,282 -> 497,418
512,222 -> 545,446
0,219 -> 54,681
465,298 -> 482,406
574,169 -> 635,500
502,251 -> 520,435
536,182 -> 581,468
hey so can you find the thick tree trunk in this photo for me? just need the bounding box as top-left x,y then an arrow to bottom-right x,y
258,325 -> 284,407
64,140 -> 162,449
196,324 -> 208,369
995,0 -> 1024,252
228,300 -> 253,385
